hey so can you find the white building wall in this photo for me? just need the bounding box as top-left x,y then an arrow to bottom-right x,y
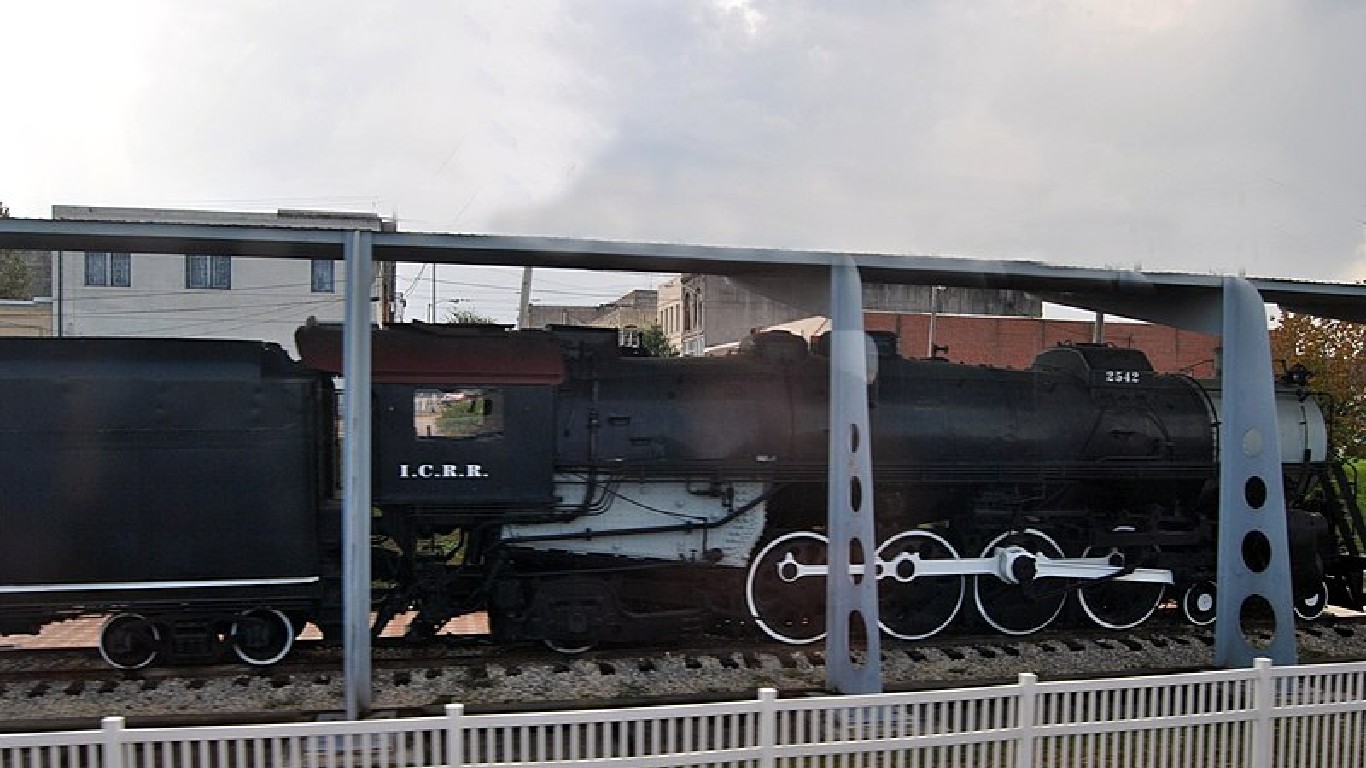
55,252 -> 345,353
51,206 -> 389,356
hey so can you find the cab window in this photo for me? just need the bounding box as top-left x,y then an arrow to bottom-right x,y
412,388 -> 503,439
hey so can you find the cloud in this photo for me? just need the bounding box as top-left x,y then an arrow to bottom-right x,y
3,0 -> 1362,320
490,1 -> 1366,282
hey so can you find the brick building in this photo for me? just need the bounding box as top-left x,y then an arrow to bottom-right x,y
658,274 -> 1041,356
865,312 -> 1219,375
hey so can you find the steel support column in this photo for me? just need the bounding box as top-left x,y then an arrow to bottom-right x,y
825,257 -> 882,694
1215,276 -> 1297,666
342,231 -> 375,718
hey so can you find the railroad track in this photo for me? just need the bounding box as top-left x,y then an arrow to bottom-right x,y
4,611 -> 1365,732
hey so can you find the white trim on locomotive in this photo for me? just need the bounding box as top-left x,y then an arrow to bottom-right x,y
0,576 -> 320,594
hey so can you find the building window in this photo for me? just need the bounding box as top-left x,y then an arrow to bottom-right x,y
621,325 -> 641,347
311,259 -> 335,292
683,286 -> 702,332
84,252 -> 131,287
186,254 -> 231,289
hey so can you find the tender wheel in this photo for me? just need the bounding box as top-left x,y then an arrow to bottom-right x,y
1181,580 -> 1217,626
1293,580 -> 1330,621
973,529 -> 1067,636
231,609 -> 296,666
543,637 -> 594,654
98,613 -> 161,670
746,531 -> 828,644
1076,527 -> 1165,630
876,529 -> 964,641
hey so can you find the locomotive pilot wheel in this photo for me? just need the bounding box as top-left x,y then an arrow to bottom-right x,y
1293,580 -> 1330,622
1181,580 -> 1218,626
876,529 -> 965,640
746,531 -> 829,645
1076,526 -> 1166,630
230,608 -> 296,666
98,613 -> 161,670
972,529 -> 1068,636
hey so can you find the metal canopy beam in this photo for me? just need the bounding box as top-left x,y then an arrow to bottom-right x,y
825,259 -> 882,694
1215,277 -> 1297,666
6,217 -> 1366,323
341,231 -> 374,719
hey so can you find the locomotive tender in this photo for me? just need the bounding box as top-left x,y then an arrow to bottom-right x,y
1,321 -> 1362,668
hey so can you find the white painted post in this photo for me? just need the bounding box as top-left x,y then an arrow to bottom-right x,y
758,688 -> 778,768
101,717 -> 125,768
1016,673 -> 1037,768
1251,658 -> 1274,768
445,703 -> 465,768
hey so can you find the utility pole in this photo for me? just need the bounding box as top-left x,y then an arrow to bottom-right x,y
430,263 -> 437,323
926,286 -> 943,358
518,267 -> 533,329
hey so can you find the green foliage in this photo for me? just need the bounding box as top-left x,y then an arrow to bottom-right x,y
443,299 -> 497,325
436,400 -> 487,437
640,324 -> 678,357
0,202 -> 29,299
1354,459 -> 1366,513
0,252 -> 30,299
1270,311 -> 1366,458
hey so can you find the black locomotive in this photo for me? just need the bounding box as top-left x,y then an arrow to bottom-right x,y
1,322 -> 1363,668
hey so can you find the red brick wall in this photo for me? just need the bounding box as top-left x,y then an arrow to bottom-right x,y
865,312 -> 1220,377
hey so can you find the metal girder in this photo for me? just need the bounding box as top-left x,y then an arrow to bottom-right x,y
824,258 -> 882,694
342,231 -> 374,718
7,217 -> 1366,323
1214,277 -> 1297,666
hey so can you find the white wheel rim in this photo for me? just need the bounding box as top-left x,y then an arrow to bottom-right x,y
98,612 -> 161,670
876,529 -> 964,640
231,609 -> 295,665
973,528 -> 1066,636
1182,583 -> 1217,626
746,531 -> 828,645
1076,526 -> 1164,630
1294,581 -> 1328,621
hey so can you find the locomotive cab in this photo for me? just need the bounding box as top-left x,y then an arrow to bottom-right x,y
296,321 -> 566,522
373,382 -> 555,516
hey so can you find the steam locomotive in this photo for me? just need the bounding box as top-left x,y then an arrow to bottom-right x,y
1,321 -> 1362,668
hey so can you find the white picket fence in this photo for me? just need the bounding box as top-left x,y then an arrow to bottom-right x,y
3,657 -> 1364,768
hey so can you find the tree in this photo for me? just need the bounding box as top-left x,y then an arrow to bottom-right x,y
640,324 -> 678,357
1269,310 -> 1366,458
0,253 -> 29,299
0,201 -> 31,299
442,299 -> 497,325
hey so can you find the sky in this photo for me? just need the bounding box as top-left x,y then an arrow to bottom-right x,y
2,1 -> 1363,324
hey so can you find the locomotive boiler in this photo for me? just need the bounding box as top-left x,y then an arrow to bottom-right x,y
296,323 -> 1359,654
0,321 -> 1362,668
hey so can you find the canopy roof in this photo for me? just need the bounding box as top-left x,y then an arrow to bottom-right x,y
4,216 -> 1365,329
